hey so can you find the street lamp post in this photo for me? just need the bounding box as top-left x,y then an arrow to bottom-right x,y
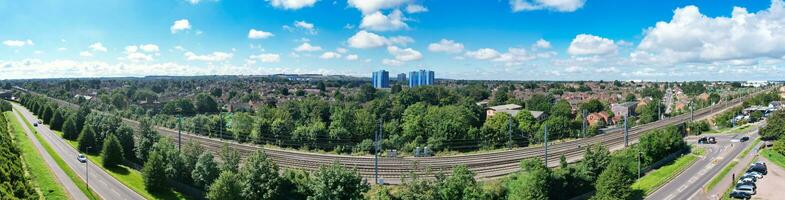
85,146 -> 91,189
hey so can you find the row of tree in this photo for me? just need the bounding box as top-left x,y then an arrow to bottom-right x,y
0,105 -> 39,198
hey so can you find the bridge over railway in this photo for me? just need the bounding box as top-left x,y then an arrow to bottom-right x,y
13,86 -> 766,184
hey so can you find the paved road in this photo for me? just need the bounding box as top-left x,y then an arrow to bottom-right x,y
13,104 -> 145,200
11,109 -> 89,200
646,125 -> 760,200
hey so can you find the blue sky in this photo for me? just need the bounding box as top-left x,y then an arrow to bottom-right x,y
1,0 -> 784,80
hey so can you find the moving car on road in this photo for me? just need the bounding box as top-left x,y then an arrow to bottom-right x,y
77,154 -> 87,163
33,122 -> 37,127
740,136 -> 750,142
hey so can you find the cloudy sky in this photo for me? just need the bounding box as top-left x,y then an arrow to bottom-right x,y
2,0 -> 785,81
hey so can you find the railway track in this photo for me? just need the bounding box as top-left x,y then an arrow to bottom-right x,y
14,87 -> 763,184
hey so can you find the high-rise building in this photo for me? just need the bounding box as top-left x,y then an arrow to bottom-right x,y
396,73 -> 407,83
408,69 -> 435,87
371,70 -> 390,88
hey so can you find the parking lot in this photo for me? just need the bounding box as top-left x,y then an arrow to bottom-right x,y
752,157 -> 785,199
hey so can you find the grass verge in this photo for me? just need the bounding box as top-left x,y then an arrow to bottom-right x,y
761,149 -> 785,171
13,109 -> 101,200
632,148 -> 701,196
53,130 -> 188,200
5,111 -> 69,200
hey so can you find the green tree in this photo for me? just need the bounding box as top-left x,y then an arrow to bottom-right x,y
592,159 -> 635,200
479,113 -> 513,149
308,163 -> 370,200
391,84 -> 402,93
111,92 -> 128,109
180,140 -> 205,183
239,150 -> 283,199
761,111 -> 785,140
507,158 -> 550,200
207,171 -> 242,200
625,93 -> 637,102
526,94 -> 553,112
142,151 -> 168,193
550,100 -> 573,118
192,152 -> 220,191
115,125 -> 136,162
135,118 -> 159,162
50,109 -> 66,131
435,165 -> 484,200
77,126 -> 97,153
62,115 -> 79,140
101,134 -> 124,167
195,93 -> 220,114
152,137 -> 185,181
231,112 -> 254,142
75,106 -> 91,135
219,144 -> 241,173
579,99 -> 605,113
42,104 -> 55,124
580,144 -> 611,182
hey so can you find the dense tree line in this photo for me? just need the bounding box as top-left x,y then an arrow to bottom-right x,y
761,110 -> 785,140
0,107 -> 39,198
0,100 -> 12,112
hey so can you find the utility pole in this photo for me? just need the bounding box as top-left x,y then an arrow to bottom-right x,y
508,116 -> 513,149
582,110 -> 587,138
544,124 -> 549,167
624,115 -> 629,147
690,101 -> 694,122
219,112 -> 223,141
658,101 -> 662,121
374,119 -> 382,184
178,115 -> 182,151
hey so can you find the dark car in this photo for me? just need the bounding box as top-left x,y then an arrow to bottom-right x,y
698,137 -> 708,144
729,190 -> 751,199
33,122 -> 38,127
748,165 -> 767,175
740,136 -> 750,142
708,137 -> 717,144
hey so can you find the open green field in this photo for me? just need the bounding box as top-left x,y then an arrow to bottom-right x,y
13,109 -> 101,200
5,111 -> 69,200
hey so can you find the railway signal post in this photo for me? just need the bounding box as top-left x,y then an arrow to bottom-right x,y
624,115 -> 629,147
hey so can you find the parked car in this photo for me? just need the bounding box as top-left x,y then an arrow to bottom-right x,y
748,165 -> 767,175
729,190 -> 752,199
77,154 -> 87,163
739,176 -> 756,183
736,181 -> 756,190
734,185 -> 756,195
745,171 -> 763,179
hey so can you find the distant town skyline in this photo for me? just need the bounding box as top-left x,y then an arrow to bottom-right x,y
2,0 -> 785,81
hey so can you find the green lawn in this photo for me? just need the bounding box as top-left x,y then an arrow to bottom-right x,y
5,112 -> 69,200
54,130 -> 189,200
632,149 -> 700,196
761,149 -> 785,170
13,109 -> 101,200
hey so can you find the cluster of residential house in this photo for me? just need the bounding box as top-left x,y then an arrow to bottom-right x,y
482,101 -> 640,129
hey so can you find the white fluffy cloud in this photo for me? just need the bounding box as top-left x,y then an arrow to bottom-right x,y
567,34 -> 618,56
428,39 -> 464,54
248,29 -> 274,39
122,45 -> 157,62
320,52 -> 342,59
406,4 -> 428,13
633,1 -> 785,65
184,51 -> 233,62
382,58 -> 404,66
89,42 -> 107,52
347,31 -> 413,49
348,0 -> 410,14
360,10 -> 408,31
79,51 -> 93,57
510,0 -> 586,12
250,53 -> 281,63
534,39 -> 551,49
268,0 -> 317,10
170,19 -> 191,33
465,48 -> 501,60
346,54 -> 359,61
3,40 -> 33,47
139,44 -> 159,52
294,42 -> 322,52
387,46 -> 422,61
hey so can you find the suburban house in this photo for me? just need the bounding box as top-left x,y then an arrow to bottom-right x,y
611,102 -> 638,123
586,112 -> 611,127
486,104 -> 548,121
769,101 -> 783,109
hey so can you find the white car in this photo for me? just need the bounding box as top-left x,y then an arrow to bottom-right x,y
77,154 -> 87,163
745,172 -> 763,179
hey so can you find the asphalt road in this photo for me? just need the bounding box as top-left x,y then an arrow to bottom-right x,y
646,126 -> 759,200
11,109 -> 89,200
13,104 -> 145,200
